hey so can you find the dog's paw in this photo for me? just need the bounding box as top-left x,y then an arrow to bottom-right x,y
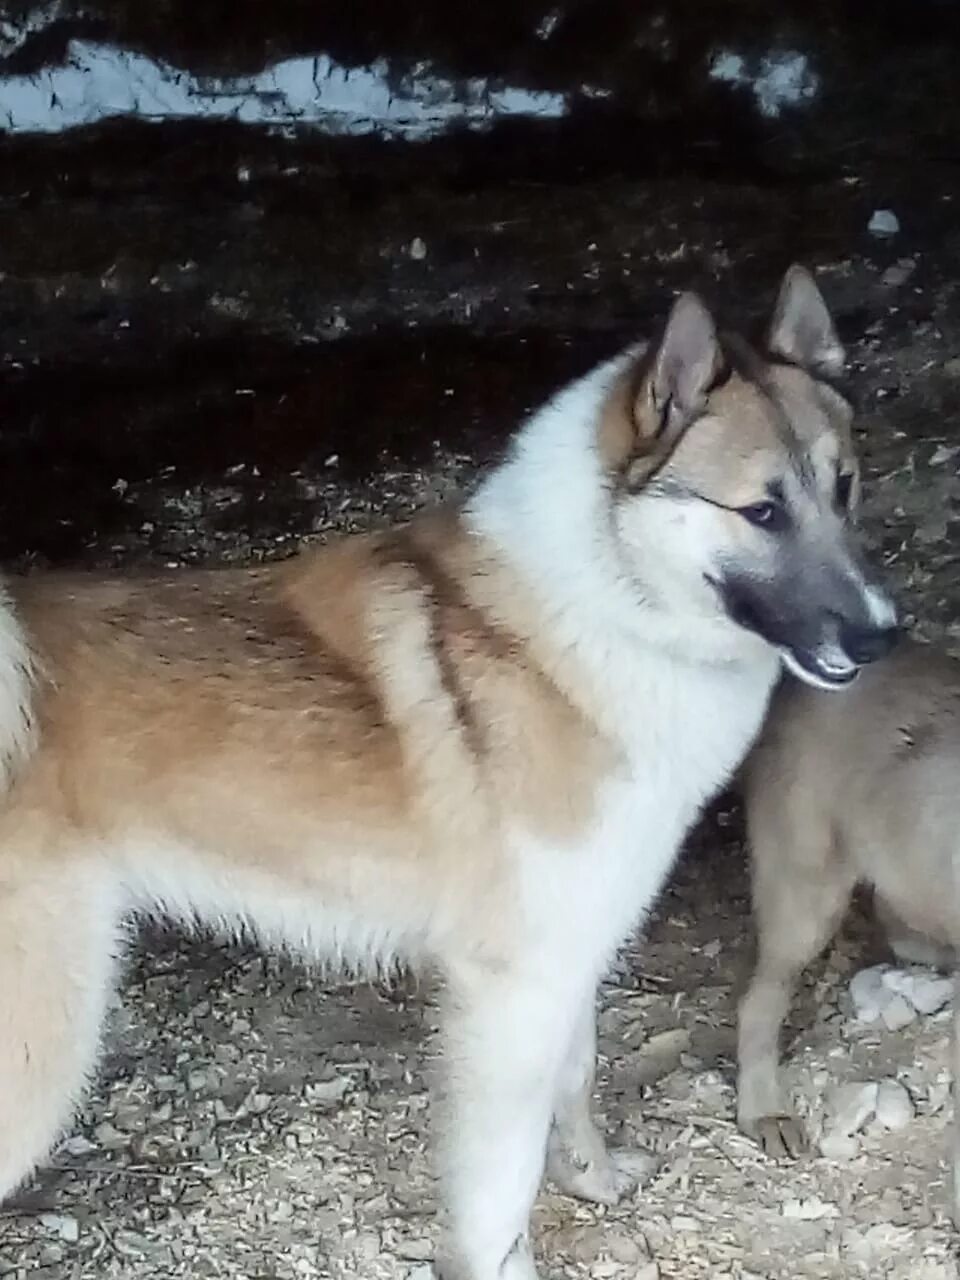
548,1145 -> 656,1205
434,1236 -> 540,1280
740,1111 -> 809,1160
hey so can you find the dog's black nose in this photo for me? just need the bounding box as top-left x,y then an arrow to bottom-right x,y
841,623 -> 899,665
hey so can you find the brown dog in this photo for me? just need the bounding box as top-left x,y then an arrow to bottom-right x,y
738,638 -> 960,1223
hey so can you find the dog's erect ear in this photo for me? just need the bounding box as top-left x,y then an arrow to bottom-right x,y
635,292 -> 723,445
767,264 -> 845,378
619,293 -> 723,487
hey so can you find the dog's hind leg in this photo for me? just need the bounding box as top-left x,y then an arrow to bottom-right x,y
875,893 -> 955,970
738,818 -> 853,1160
546,992 -> 654,1205
0,859 -> 123,1201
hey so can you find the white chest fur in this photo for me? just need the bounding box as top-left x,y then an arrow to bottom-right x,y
512,650 -> 776,982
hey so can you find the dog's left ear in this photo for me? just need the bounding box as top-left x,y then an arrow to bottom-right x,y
767,264 -> 845,377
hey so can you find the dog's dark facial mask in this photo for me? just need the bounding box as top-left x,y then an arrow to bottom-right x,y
714,550 -> 898,690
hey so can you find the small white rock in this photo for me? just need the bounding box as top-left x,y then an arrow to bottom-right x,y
305,1075 -> 350,1107
843,1221 -> 914,1258
93,1120 -> 128,1149
880,993 -> 917,1031
876,1079 -> 915,1130
829,1081 -> 879,1137
819,1130 -> 860,1160
849,966 -> 890,1021
906,973 -> 952,1016
61,1135 -> 97,1157
881,257 -> 916,287
39,1213 -> 80,1243
868,209 -> 900,237
782,1195 -> 839,1221
408,237 -> 428,261
927,1079 -> 951,1114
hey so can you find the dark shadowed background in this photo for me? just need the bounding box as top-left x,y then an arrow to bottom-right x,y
1,1 -> 960,570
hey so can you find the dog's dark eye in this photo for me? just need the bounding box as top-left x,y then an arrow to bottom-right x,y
738,501 -> 788,532
835,470 -> 854,511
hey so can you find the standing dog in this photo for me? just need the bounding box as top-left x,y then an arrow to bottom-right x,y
0,267 -> 894,1279
738,638 -> 960,1223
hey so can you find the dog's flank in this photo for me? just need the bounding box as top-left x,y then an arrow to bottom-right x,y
737,637 -> 960,1224
0,266 -> 894,1280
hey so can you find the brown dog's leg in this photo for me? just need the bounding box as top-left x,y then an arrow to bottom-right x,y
738,828 -> 852,1159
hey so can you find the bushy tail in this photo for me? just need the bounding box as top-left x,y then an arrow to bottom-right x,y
0,587 -> 38,791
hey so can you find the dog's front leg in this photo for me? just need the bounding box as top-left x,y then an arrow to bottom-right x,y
435,965 -> 585,1280
546,991 -> 655,1205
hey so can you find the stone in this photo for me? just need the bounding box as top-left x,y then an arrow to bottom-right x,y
876,1079 -> 915,1130
881,257 -> 916,287
819,1130 -> 860,1160
880,993 -> 917,1031
826,1082 -> 878,1141
904,973 -> 952,1016
868,209 -> 900,236
782,1196 -> 839,1220
849,966 -> 889,1021
39,1214 -> 80,1243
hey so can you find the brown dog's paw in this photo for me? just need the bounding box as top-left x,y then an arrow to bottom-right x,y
741,1112 -> 809,1160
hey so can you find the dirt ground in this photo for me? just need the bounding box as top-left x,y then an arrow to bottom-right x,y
5,14 -> 960,1271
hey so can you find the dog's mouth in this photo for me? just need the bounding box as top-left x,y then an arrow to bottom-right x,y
778,645 -> 859,691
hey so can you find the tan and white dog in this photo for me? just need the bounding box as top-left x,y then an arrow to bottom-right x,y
0,266 -> 895,1279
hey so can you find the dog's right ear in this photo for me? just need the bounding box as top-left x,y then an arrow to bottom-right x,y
599,292 -> 724,484
636,292 -> 723,442
621,293 -> 723,484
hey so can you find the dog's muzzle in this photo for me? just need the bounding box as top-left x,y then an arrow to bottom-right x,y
709,571 -> 900,692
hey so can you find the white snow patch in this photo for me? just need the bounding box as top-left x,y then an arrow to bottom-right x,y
0,40 -> 569,137
709,48 -> 819,119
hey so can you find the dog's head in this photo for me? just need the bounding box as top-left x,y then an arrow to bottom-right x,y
600,265 -> 897,689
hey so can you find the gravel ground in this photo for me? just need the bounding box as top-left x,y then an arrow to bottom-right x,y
4,254 -> 960,1279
